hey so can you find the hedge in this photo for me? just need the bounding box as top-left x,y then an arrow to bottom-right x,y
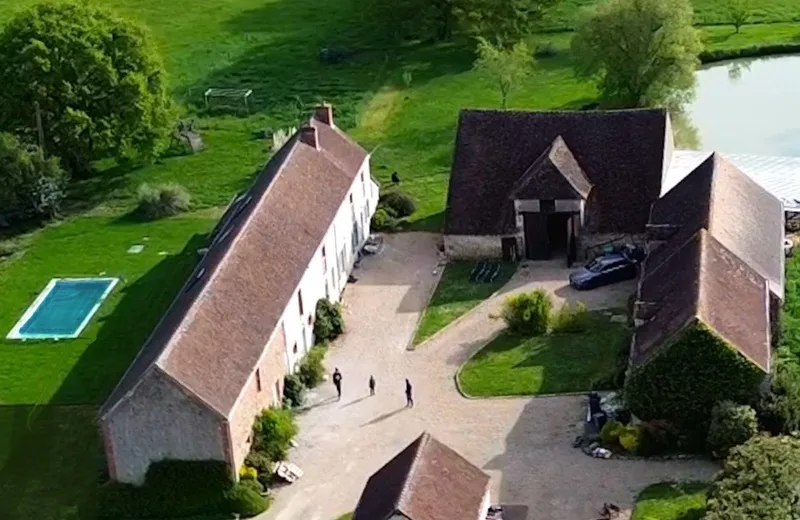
700,43 -> 800,64
97,460 -> 269,518
313,298 -> 343,343
705,435 -> 800,520
624,322 -> 764,431
707,401 -> 758,458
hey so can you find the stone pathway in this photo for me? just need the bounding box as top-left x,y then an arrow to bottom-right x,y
263,234 -> 716,520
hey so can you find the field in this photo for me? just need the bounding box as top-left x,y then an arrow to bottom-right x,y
0,0 -> 798,517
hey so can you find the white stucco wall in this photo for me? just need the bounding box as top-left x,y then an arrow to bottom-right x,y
281,157 -> 378,369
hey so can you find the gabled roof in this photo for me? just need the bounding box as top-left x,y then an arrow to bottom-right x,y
633,229 -> 770,372
650,153 -> 784,300
445,109 -> 669,235
99,112 -> 368,418
353,432 -> 490,520
508,136 -> 593,200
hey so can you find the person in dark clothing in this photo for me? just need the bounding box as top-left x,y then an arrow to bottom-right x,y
405,378 -> 414,408
333,368 -> 342,400
391,171 -> 400,185
369,375 -> 376,396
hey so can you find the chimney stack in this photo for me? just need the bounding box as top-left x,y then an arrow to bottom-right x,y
314,103 -> 334,127
299,126 -> 319,150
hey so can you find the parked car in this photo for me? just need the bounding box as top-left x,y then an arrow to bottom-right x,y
569,251 -> 638,290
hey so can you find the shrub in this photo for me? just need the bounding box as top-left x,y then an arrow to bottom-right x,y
224,484 -> 269,517
297,347 -> 327,388
550,301 -> 590,333
618,425 -> 644,453
638,420 -> 681,456
624,323 -> 764,431
600,419 -> 623,445
705,435 -> 800,520
252,407 -> 298,463
313,298 -> 344,343
244,451 -> 273,475
754,357 -> 800,434
533,41 -> 558,58
0,132 -> 66,224
282,373 -> 306,408
371,207 -> 398,231
379,190 -> 416,218
501,289 -> 552,335
135,183 -> 191,220
240,465 -> 258,481
707,401 -> 758,458
239,478 -> 265,494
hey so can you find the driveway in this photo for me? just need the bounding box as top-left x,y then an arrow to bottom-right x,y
264,234 -> 716,520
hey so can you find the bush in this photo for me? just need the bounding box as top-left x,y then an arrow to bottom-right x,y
244,451 -> 272,475
134,183 -> 191,220
707,401 -> 758,458
618,424 -> 644,453
638,420 -> 681,456
533,41 -> 558,58
282,373 -> 306,408
224,484 -> 269,517
379,190 -> 416,218
501,289 -> 552,335
313,298 -> 344,343
371,207 -> 398,231
600,419 -> 623,445
550,301 -> 590,333
705,435 -> 800,520
0,132 -> 66,224
240,465 -> 258,481
251,408 -> 298,463
239,478 -> 265,494
297,347 -> 327,388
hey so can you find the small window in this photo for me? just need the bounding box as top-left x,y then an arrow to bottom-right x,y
361,172 -> 364,183
255,369 -> 262,392
298,290 -> 304,315
293,342 -> 298,354
349,193 -> 353,204
307,314 -> 313,326
322,246 -> 327,271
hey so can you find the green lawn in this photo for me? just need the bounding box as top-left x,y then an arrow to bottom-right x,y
458,313 -> 629,396
413,261 -> 516,346
632,482 -> 709,520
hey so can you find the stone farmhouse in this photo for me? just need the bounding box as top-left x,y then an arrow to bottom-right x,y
353,432 -> 492,520
98,105 -> 379,484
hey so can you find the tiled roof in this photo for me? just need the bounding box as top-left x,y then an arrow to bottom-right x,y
100,110 -> 368,418
633,229 -> 770,372
508,136 -> 593,200
445,109 -> 669,235
353,432 -> 490,520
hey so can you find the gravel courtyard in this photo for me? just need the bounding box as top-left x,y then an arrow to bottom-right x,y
264,233 -> 716,520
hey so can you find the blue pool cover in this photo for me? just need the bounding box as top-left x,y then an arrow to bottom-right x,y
7,278 -> 118,340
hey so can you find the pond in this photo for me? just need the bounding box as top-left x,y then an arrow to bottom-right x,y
686,54 -> 800,156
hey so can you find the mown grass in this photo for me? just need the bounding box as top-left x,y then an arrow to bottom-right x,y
458,312 -> 629,396
413,261 -> 515,346
631,482 -> 709,520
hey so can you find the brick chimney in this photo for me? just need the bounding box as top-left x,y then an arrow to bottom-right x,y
299,126 -> 319,150
313,103 -> 334,127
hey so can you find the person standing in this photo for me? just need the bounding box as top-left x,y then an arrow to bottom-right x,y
369,375 -> 376,396
333,368 -> 342,400
405,378 -> 414,408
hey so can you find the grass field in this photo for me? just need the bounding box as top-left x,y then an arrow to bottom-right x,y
458,313 -> 629,396
413,261 -> 516,346
631,482 -> 709,520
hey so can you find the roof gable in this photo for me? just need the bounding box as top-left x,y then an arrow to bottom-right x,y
508,136 -> 592,200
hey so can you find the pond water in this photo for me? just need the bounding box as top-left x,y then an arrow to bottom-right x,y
687,54 -> 800,156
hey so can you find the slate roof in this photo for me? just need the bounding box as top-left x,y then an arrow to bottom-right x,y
508,136 -> 593,200
445,109 -> 669,235
353,432 -> 490,520
99,111 -> 368,418
633,229 -> 771,372
650,153 -> 784,300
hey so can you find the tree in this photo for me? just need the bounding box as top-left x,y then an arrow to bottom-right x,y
571,0 -> 702,110
474,38 -> 534,108
0,2 -> 172,175
0,132 -> 66,224
460,0 -> 557,46
729,0 -> 752,34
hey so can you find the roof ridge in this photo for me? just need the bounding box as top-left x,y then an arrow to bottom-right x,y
396,432 -> 431,515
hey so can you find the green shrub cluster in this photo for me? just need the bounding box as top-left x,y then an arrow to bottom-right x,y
623,322 -> 764,431
700,43 -> 800,64
707,401 -> 758,458
135,183 -> 191,220
297,346 -> 326,388
251,408 -> 298,463
282,373 -> 306,407
97,460 -> 268,518
313,298 -> 344,343
501,289 -> 551,336
378,190 -> 416,218
599,420 -> 642,453
371,207 -> 398,231
706,435 -> 800,520
550,301 -> 590,333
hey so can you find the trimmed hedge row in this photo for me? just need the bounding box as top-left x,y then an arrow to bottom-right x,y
624,322 -> 763,431
97,460 -> 268,518
700,43 -> 800,64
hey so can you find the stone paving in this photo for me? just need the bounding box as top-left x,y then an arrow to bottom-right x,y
263,233 -> 717,520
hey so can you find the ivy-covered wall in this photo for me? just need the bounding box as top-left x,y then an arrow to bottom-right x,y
624,321 -> 765,429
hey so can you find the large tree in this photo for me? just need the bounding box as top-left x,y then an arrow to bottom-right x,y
0,2 -> 172,174
473,38 -> 534,108
460,0 -> 557,47
571,0 -> 702,110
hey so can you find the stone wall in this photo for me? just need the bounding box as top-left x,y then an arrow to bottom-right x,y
444,235 -> 504,259
103,369 -> 227,484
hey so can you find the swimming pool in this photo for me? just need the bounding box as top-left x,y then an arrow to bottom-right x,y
7,278 -> 119,340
